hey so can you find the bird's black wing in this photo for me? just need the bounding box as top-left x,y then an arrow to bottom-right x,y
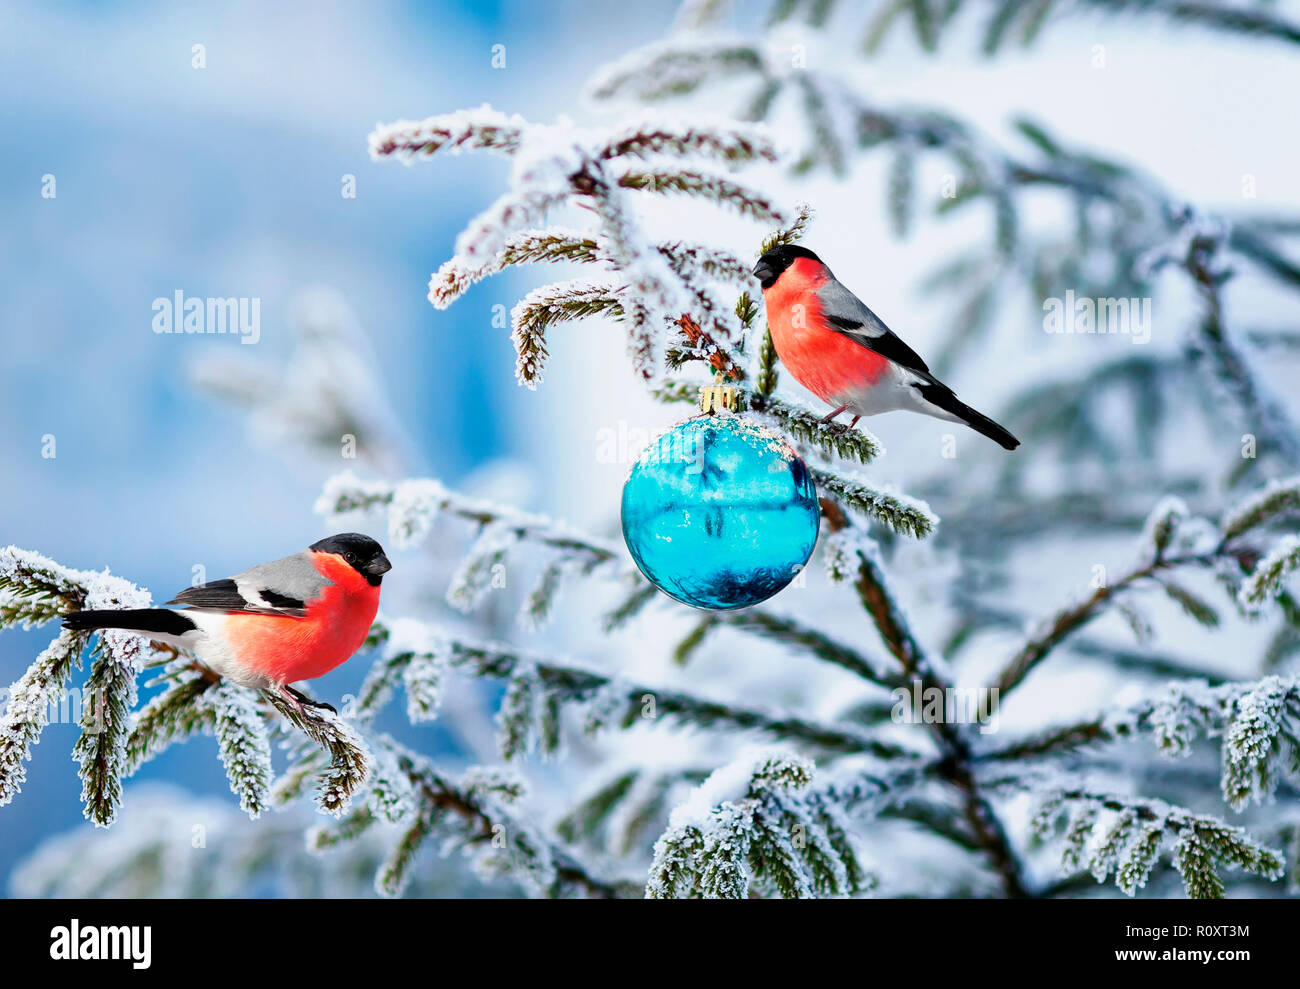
817,280 -> 933,376
825,314 -> 933,375
166,579 -> 248,609
166,577 -> 307,617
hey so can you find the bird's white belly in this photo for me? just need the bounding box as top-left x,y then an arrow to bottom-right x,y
832,364 -> 960,421
185,612 -> 277,690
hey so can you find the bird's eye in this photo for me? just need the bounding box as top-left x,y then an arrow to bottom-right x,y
346,552 -> 357,563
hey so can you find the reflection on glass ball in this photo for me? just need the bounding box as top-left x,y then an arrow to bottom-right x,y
621,413 -> 820,610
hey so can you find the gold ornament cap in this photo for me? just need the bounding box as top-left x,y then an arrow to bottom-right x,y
699,373 -> 738,414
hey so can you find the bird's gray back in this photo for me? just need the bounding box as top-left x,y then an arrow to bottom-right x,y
234,550 -> 332,602
815,278 -> 891,338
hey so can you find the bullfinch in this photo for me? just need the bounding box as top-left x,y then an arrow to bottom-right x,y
753,245 -> 1020,450
62,533 -> 391,712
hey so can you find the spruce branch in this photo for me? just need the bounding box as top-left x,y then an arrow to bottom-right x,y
371,107 -> 782,386
318,469 -> 627,567
599,119 -> 780,163
991,492 -> 1264,696
205,680 -> 274,820
372,738 -> 630,898
520,559 -> 568,632
365,619 -> 917,760
994,563 -> 1176,697
1240,535 -> 1300,613
878,796 -> 985,854
1184,232 -> 1300,469
709,609 -> 904,688
461,641 -> 911,759
0,546 -> 90,627
428,230 -> 601,309
755,325 -> 779,397
73,636 -> 142,828
556,767 -> 707,856
821,519 -> 927,676
858,0 -> 1300,55
65,580 -> 155,829
1220,474 -> 1300,542
0,630 -> 86,808
978,718 -> 1120,764
588,39 -> 767,103
1029,786 -> 1284,898
323,468 -> 640,632
0,549 -> 191,824
668,312 -> 745,379
745,393 -> 882,464
1074,636 -> 1233,685
510,282 -> 624,388
123,662 -> 217,775
265,691 -> 370,818
759,202 -> 815,255
1074,0 -> 1300,48
810,468 -> 937,538
818,505 -> 1029,896
618,169 -> 785,222
367,105 -> 526,160
659,241 -> 754,284
984,675 -> 1300,815
601,582 -> 660,633
647,749 -> 872,898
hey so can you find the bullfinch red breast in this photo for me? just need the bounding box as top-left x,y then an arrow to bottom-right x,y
63,533 -> 391,713
753,245 -> 1020,450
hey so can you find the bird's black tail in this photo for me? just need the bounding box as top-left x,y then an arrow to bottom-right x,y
916,382 -> 1020,450
63,609 -> 197,637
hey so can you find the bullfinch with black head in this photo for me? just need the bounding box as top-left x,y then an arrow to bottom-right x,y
62,533 -> 391,713
753,245 -> 1019,450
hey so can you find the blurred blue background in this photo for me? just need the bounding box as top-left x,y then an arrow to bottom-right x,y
0,0 -> 664,889
7,0 -> 1300,898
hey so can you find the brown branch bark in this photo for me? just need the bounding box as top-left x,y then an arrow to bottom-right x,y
822,501 -> 1029,897
671,313 -> 744,379
993,549 -> 1220,696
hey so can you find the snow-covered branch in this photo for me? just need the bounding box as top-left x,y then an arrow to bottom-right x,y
646,748 -> 872,898
673,608 -> 904,688
985,674 -> 1300,814
1028,785 -> 1283,898
363,619 -> 918,761
995,481 -> 1298,695
370,105 -> 783,385
810,468 -> 936,539
325,737 -> 631,898
1,547 -> 156,826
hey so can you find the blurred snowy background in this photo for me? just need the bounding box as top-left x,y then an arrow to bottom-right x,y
0,0 -> 662,890
4,0 -> 1300,896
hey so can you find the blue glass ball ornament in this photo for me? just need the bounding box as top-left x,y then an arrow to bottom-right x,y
621,410 -> 821,610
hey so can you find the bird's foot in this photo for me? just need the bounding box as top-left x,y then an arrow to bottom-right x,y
818,404 -> 850,425
277,685 -> 305,717
282,685 -> 336,715
823,412 -> 861,437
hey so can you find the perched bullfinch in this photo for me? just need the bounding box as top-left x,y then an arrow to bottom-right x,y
753,245 -> 1020,450
62,533 -> 391,713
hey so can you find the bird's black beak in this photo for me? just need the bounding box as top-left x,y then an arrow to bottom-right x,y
367,554 -> 392,577
752,259 -> 775,288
